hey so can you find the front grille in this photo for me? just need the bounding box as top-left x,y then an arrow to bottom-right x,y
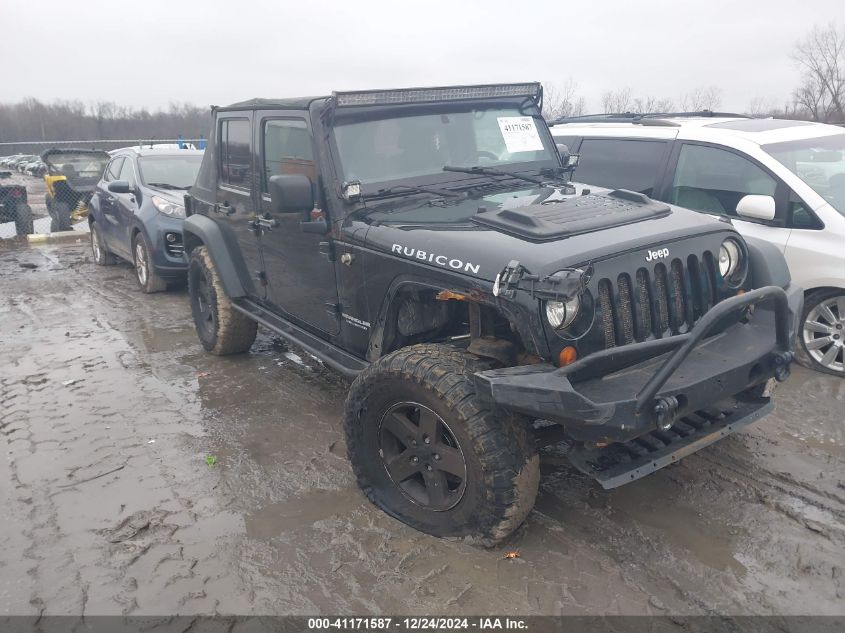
595,253 -> 719,348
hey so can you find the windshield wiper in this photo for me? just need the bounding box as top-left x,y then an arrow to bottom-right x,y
364,184 -> 461,200
147,182 -> 189,190
442,165 -> 545,186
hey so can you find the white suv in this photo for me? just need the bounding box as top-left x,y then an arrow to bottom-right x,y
551,114 -> 845,376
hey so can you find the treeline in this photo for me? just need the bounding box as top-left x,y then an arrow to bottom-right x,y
0,99 -> 212,153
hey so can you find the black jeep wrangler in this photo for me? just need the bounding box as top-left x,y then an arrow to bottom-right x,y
0,171 -> 34,236
183,83 -> 802,543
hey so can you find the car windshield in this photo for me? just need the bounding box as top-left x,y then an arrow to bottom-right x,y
332,105 -> 558,187
762,133 -> 845,217
139,154 -> 203,189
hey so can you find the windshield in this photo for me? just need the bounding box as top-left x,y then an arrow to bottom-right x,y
762,133 -> 845,216
333,106 -> 557,186
139,155 -> 203,189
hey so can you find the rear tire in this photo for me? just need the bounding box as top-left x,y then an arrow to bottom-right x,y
90,223 -> 116,266
344,343 -> 539,545
797,289 -> 845,376
132,232 -> 167,293
50,201 -> 72,232
14,204 -> 33,236
188,246 -> 257,355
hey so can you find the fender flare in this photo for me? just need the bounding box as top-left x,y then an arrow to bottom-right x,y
182,214 -> 247,298
744,236 -> 791,289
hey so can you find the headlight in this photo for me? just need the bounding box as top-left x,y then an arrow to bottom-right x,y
545,295 -> 580,330
719,238 -> 743,280
152,196 -> 185,219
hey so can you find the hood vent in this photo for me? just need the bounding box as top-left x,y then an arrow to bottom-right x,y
471,189 -> 671,242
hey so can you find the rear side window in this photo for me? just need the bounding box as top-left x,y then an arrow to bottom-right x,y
572,139 -> 666,196
220,118 -> 252,188
262,119 -> 314,192
671,144 -> 776,218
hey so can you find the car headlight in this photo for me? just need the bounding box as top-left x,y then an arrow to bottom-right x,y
719,238 -> 743,280
152,196 -> 185,219
545,295 -> 581,330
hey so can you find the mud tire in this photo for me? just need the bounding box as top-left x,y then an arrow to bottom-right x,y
188,246 -> 257,355
344,343 -> 539,545
14,204 -> 33,236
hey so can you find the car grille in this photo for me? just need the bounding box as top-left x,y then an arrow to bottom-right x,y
595,253 -> 719,348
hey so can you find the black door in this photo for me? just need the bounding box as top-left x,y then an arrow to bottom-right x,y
215,114 -> 264,298
114,156 -> 140,253
255,112 -> 340,334
98,156 -> 124,253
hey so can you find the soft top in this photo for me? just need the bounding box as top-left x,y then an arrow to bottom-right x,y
219,96 -> 326,111
471,189 -> 672,242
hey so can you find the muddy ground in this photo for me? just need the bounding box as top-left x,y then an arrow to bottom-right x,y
0,240 -> 843,618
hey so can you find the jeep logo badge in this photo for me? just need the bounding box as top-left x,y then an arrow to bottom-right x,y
645,248 -> 669,262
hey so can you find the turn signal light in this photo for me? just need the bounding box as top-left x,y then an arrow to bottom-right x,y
559,346 -> 577,366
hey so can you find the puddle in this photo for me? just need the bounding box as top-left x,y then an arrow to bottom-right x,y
245,488 -> 362,539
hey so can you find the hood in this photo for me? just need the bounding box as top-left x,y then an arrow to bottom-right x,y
361,183 -> 736,281
146,186 -> 187,205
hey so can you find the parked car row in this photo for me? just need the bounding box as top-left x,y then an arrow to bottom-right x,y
0,154 -> 47,176
88,82 -> 804,543
550,113 -> 845,376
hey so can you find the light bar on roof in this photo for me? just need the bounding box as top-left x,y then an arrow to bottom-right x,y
333,83 -> 541,107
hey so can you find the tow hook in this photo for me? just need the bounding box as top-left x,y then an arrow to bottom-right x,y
772,350 -> 794,382
653,395 -> 680,431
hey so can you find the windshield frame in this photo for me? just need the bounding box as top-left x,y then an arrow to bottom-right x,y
761,131 -> 845,218
327,98 -> 561,196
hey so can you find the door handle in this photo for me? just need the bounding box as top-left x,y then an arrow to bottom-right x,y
214,202 -> 235,216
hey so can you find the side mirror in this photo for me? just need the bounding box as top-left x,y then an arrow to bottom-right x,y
556,143 -> 580,169
736,194 -> 776,222
108,180 -> 131,194
269,174 -> 313,213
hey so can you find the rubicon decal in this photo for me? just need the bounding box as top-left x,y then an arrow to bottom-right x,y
391,244 -> 480,275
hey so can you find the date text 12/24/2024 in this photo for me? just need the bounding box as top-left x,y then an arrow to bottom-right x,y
308,618 -> 528,630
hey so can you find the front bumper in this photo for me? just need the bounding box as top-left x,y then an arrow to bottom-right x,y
475,285 -> 802,444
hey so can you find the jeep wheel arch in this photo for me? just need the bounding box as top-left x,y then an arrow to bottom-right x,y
183,214 -> 248,299
367,278 -> 545,363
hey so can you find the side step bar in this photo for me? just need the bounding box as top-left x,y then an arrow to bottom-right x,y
232,298 -> 368,379
566,397 -> 773,489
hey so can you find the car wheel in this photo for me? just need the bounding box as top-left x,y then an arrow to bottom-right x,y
344,343 -> 539,545
14,204 -> 33,236
132,232 -> 167,293
188,246 -> 257,355
799,290 -> 845,376
50,201 -> 72,232
90,223 -> 116,266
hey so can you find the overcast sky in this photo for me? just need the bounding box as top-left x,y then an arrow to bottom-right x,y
1,0 -> 840,112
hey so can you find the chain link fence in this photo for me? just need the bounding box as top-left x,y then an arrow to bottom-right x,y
0,139 -> 203,240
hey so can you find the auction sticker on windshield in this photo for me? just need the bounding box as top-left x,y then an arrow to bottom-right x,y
497,117 -> 544,153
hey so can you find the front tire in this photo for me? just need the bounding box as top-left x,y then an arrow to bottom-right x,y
799,290 -> 845,376
90,223 -> 116,266
188,246 -> 257,355
344,344 -> 539,545
132,232 -> 167,293
14,204 -> 33,236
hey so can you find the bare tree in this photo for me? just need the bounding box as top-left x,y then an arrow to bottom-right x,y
679,85 -> 723,111
601,87 -> 633,113
542,78 -> 587,120
792,23 -> 845,122
631,96 -> 675,113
